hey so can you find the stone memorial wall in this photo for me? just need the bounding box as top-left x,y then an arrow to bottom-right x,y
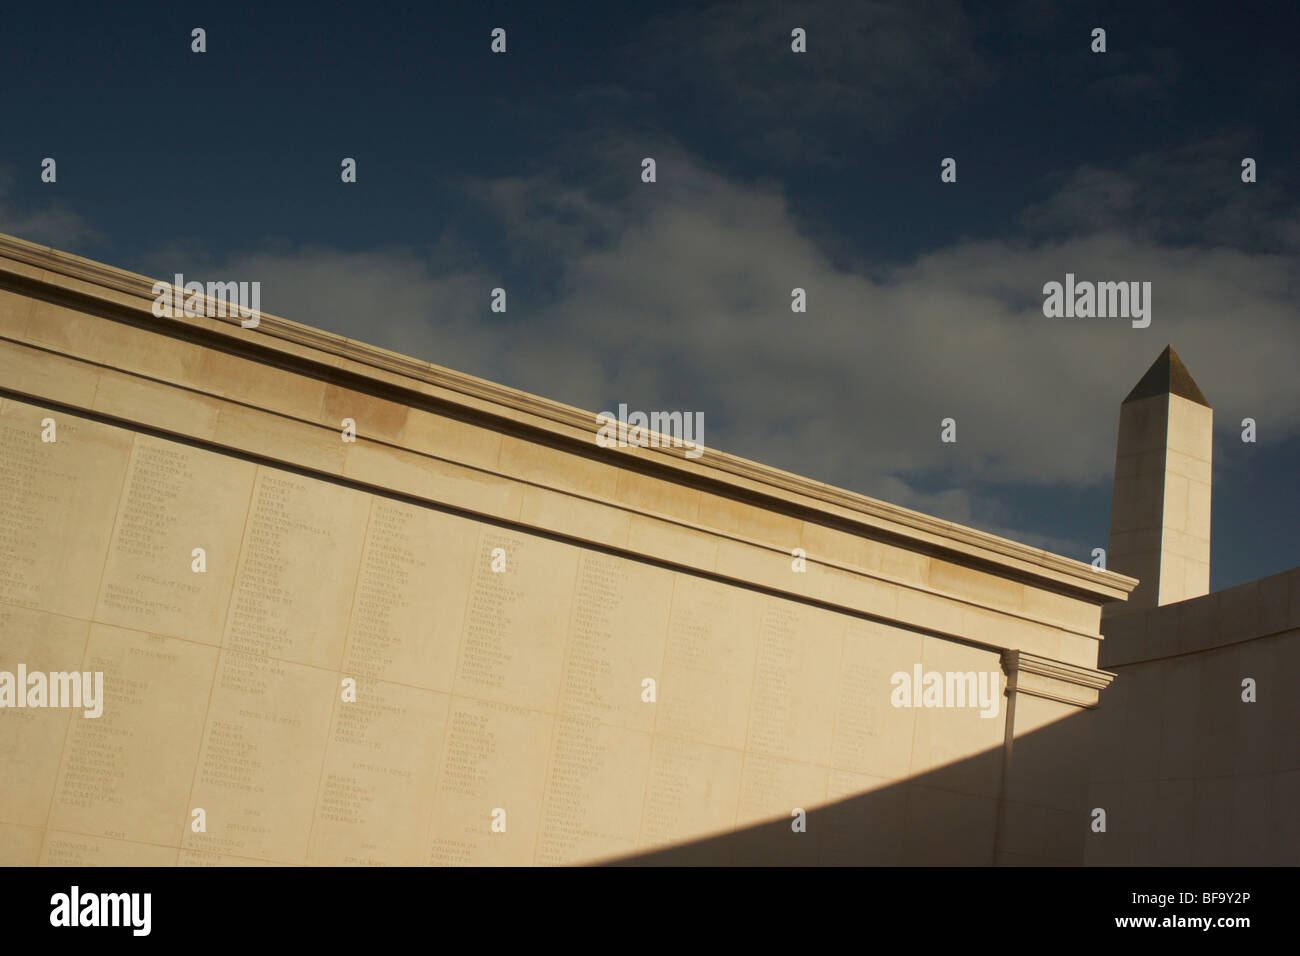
0,234 -> 1129,865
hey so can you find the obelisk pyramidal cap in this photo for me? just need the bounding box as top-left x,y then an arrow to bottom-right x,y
1107,346 -> 1213,610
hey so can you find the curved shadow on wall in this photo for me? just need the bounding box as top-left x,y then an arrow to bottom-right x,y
600,638 -> 1298,866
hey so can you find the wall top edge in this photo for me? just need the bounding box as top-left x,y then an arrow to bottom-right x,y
0,231 -> 1137,602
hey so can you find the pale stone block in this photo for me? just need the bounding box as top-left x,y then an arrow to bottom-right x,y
1161,473 -> 1188,532
613,468 -> 701,523
1001,614 -> 1064,660
742,601 -> 841,765
736,752 -> 828,827
957,605 -> 1062,659
499,435 -> 620,499
307,680 -> 449,866
321,384 -> 409,443
48,624 -> 218,846
826,566 -> 901,620
657,576 -> 760,750
831,619 -> 921,779
89,317 -> 208,388
1056,631 -> 1101,668
0,823 -> 43,865
896,587 -> 964,637
1164,448 -> 1211,484
0,287 -> 34,337
177,850 -> 288,866
214,403 -> 346,475
1185,559 -> 1211,599
452,528 -> 576,711
23,298 -> 105,355
876,545 -> 930,587
0,607 -> 88,827
700,493 -> 802,547
626,514 -> 717,572
1185,478 -> 1212,533
799,520 -> 881,574
1167,395 -> 1213,461
535,719 -> 651,865
1021,586 -> 1100,636
714,538 -> 799,594
343,441 -> 523,521
1,401 -> 132,619
424,699 -> 552,866
94,369 -> 222,442
40,831 -> 180,866
1008,697 -> 1092,816
519,484 -> 631,550
402,407 -> 503,471
341,501 -> 478,693
1161,526 -> 1211,561
184,649 -> 337,864
556,551 -> 672,734
197,347 -> 326,421
928,558 -> 1024,616
95,436 -> 256,645
638,736 -> 742,848
1156,553 -> 1186,605
0,339 -> 101,410
908,637 -> 1005,798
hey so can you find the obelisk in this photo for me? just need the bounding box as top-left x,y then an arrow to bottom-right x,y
1106,346 -> 1213,609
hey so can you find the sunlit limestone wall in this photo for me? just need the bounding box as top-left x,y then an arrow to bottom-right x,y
0,245 -> 1127,865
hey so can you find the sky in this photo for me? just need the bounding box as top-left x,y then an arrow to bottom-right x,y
2,0 -> 1297,591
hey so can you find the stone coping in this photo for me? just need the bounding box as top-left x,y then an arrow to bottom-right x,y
0,231 -> 1137,604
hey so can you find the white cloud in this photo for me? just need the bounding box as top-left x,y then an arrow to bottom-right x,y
121,146 -> 1299,556
0,167 -> 100,249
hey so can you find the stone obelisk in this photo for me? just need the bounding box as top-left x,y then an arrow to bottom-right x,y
1107,346 -> 1213,609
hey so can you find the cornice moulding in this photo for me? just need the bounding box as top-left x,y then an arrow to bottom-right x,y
0,232 -> 1138,604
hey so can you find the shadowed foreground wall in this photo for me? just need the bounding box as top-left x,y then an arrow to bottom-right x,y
0,234 -> 1140,866
1085,571 -> 1300,865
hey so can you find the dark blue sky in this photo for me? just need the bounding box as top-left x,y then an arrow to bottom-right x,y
3,0 -> 1297,591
